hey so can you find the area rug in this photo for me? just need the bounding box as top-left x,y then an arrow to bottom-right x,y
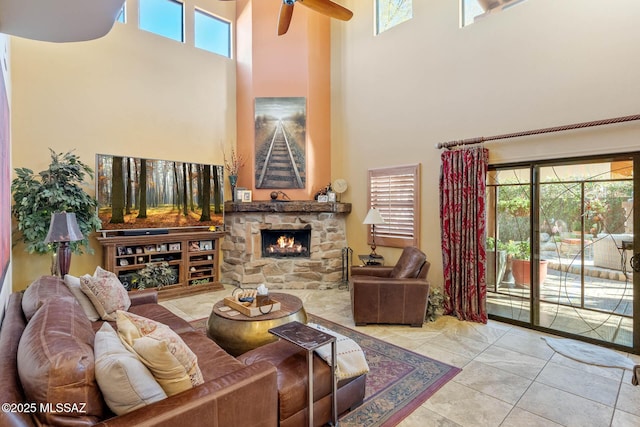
190,315 -> 461,426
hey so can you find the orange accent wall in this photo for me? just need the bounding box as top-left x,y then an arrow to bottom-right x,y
235,0 -> 331,200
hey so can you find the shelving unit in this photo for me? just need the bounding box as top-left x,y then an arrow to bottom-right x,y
96,230 -> 224,299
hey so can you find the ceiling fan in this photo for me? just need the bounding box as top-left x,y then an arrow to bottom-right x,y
221,0 -> 353,36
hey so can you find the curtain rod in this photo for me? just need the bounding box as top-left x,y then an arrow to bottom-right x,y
435,113 -> 640,150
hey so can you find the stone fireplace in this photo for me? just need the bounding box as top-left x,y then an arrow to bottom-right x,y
221,201 -> 351,289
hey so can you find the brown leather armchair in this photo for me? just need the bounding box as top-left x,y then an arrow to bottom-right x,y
349,246 -> 430,327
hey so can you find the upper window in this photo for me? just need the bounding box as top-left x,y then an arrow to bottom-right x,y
462,0 -> 527,27
368,164 -> 420,248
375,0 -> 412,35
139,0 -> 184,42
195,9 -> 231,58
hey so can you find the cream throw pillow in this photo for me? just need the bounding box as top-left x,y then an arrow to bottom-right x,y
64,274 -> 101,321
116,310 -> 204,396
94,323 -> 167,415
80,266 -> 131,321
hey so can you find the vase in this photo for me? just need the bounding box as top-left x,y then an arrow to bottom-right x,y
228,175 -> 238,201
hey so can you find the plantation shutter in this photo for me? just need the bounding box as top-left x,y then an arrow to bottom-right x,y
368,164 -> 420,248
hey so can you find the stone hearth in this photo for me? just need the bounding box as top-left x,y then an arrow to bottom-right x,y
221,201 -> 351,289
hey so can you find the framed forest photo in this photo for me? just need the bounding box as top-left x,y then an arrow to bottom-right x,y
254,97 -> 306,189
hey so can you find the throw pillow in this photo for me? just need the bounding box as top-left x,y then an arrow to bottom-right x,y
64,274 -> 100,321
116,310 -> 204,396
80,267 -> 131,321
94,323 -> 167,415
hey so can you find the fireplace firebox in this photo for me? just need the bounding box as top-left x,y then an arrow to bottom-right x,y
261,228 -> 311,258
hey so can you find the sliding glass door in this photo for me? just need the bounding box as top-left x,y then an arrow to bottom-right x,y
486,154 -> 639,353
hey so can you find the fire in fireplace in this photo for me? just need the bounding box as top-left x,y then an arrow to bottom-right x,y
261,229 -> 311,258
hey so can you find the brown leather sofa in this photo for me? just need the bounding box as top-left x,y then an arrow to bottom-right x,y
0,276 -> 278,427
350,246 -> 431,327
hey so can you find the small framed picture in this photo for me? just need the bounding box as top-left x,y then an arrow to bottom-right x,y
235,187 -> 247,202
126,247 -> 134,255
157,244 -> 168,252
240,190 -> 252,202
318,194 -> 329,202
200,240 -> 213,251
168,243 -> 181,251
328,191 -> 337,202
117,246 -> 126,256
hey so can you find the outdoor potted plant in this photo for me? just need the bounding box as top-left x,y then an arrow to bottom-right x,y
486,237 -> 507,288
11,149 -> 101,274
498,196 -> 530,217
510,240 -> 549,288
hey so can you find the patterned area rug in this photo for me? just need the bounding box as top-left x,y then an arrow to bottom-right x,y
190,315 -> 461,426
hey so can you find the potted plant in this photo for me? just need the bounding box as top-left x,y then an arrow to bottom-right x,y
510,240 -> 549,288
134,262 -> 178,290
486,237 -> 507,288
11,149 -> 101,273
426,287 -> 448,322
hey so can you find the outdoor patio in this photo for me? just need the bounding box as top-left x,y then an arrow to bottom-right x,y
488,248 -> 634,348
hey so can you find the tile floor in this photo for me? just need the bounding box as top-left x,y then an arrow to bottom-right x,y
160,286 -> 640,427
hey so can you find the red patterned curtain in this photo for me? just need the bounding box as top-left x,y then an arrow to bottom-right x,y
439,147 -> 488,323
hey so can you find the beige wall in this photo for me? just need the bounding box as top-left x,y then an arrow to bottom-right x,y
332,0 -> 640,289
10,0 -> 236,290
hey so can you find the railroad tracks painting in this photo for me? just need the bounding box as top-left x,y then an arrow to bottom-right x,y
254,97 -> 306,189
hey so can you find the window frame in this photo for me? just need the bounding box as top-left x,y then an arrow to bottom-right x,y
367,163 -> 421,248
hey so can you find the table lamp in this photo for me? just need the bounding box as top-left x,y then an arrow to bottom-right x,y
44,212 -> 84,276
363,207 -> 385,256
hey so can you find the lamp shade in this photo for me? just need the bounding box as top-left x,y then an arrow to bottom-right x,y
363,208 -> 386,225
44,212 -> 84,243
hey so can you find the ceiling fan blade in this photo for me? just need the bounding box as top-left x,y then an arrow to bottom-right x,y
278,2 -> 295,35
298,0 -> 353,21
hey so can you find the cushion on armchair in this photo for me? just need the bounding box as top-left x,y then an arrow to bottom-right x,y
390,246 -> 427,278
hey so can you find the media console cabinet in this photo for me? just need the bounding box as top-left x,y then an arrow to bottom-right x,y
96,230 -> 225,299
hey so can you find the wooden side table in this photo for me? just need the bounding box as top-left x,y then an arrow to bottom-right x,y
268,321 -> 338,427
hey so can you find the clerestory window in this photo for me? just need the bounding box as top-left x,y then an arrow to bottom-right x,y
139,0 -> 184,42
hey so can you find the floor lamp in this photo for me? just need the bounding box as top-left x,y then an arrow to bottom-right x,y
363,207 -> 385,256
44,212 -> 84,277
